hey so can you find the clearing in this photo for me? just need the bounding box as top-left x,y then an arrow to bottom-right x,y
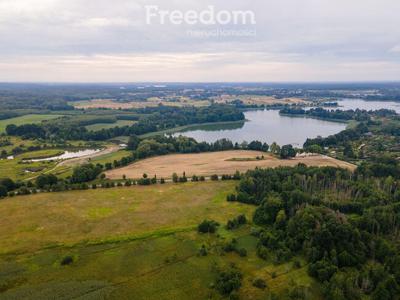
105,150 -> 356,179
0,181 -> 248,254
0,181 -> 321,299
85,120 -> 137,131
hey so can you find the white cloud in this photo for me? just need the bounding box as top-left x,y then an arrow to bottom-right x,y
389,45 -> 400,53
0,0 -> 399,81
1,52 -> 399,82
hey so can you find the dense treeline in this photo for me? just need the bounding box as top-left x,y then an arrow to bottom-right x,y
304,122 -> 369,148
280,107 -> 396,122
128,135 -> 270,160
229,165 -> 400,299
5,105 -> 244,141
0,111 -> 19,120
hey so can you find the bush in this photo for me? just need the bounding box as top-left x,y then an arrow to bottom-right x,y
226,214 -> 247,230
215,268 -> 243,295
172,173 -> 178,183
227,194 -> 236,202
71,164 -> 102,184
198,219 -> 219,234
199,245 -> 208,256
237,248 -> 247,257
257,246 -> 269,260
178,175 -> 188,183
211,174 -> 219,181
293,260 -> 302,269
253,278 -> 267,289
223,239 -> 237,253
61,255 -> 74,266
0,178 -> 15,191
137,178 -> 151,185
0,185 -> 7,198
280,144 -> 296,159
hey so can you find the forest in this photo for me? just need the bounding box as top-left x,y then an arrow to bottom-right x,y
227,165 -> 400,300
5,105 -> 244,141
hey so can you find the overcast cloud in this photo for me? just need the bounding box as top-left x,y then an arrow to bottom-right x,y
0,0 -> 399,82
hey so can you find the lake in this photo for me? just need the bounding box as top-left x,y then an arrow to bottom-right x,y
173,99 -> 400,146
173,110 -> 347,147
336,99 -> 400,113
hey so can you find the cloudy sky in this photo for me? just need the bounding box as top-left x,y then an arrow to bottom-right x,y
0,0 -> 399,82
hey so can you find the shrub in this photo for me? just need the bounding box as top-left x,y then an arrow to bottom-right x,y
61,255 -> 74,266
253,278 -> 267,289
215,268 -> 243,295
293,260 -> 302,269
172,173 -> 178,183
237,248 -> 247,257
257,246 -> 269,260
227,194 -> 236,202
198,219 -> 219,234
178,175 -> 188,183
199,245 -> 208,256
223,240 -> 237,253
211,174 -> 219,181
71,164 -> 102,184
226,214 -> 247,230
0,185 -> 7,198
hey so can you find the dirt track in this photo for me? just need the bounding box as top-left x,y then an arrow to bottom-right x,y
105,150 -> 356,180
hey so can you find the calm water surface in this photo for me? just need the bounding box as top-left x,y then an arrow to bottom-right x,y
336,99 -> 400,113
174,110 -> 346,147
27,149 -> 101,162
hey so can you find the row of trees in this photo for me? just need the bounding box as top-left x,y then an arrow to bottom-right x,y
280,107 -> 396,122
127,135 -> 296,162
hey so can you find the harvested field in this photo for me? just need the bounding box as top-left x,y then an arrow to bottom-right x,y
105,150 -> 356,179
213,95 -> 310,106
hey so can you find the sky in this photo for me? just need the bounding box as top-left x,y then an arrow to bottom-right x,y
0,0 -> 399,82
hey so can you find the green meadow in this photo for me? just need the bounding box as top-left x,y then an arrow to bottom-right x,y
85,120 -> 137,131
0,114 -> 63,133
0,181 -> 320,299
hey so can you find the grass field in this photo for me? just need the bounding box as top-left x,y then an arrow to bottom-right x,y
85,120 -> 137,131
0,181 -> 247,253
106,150 -> 356,180
0,181 -> 321,299
0,156 -> 58,181
0,114 -> 63,133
